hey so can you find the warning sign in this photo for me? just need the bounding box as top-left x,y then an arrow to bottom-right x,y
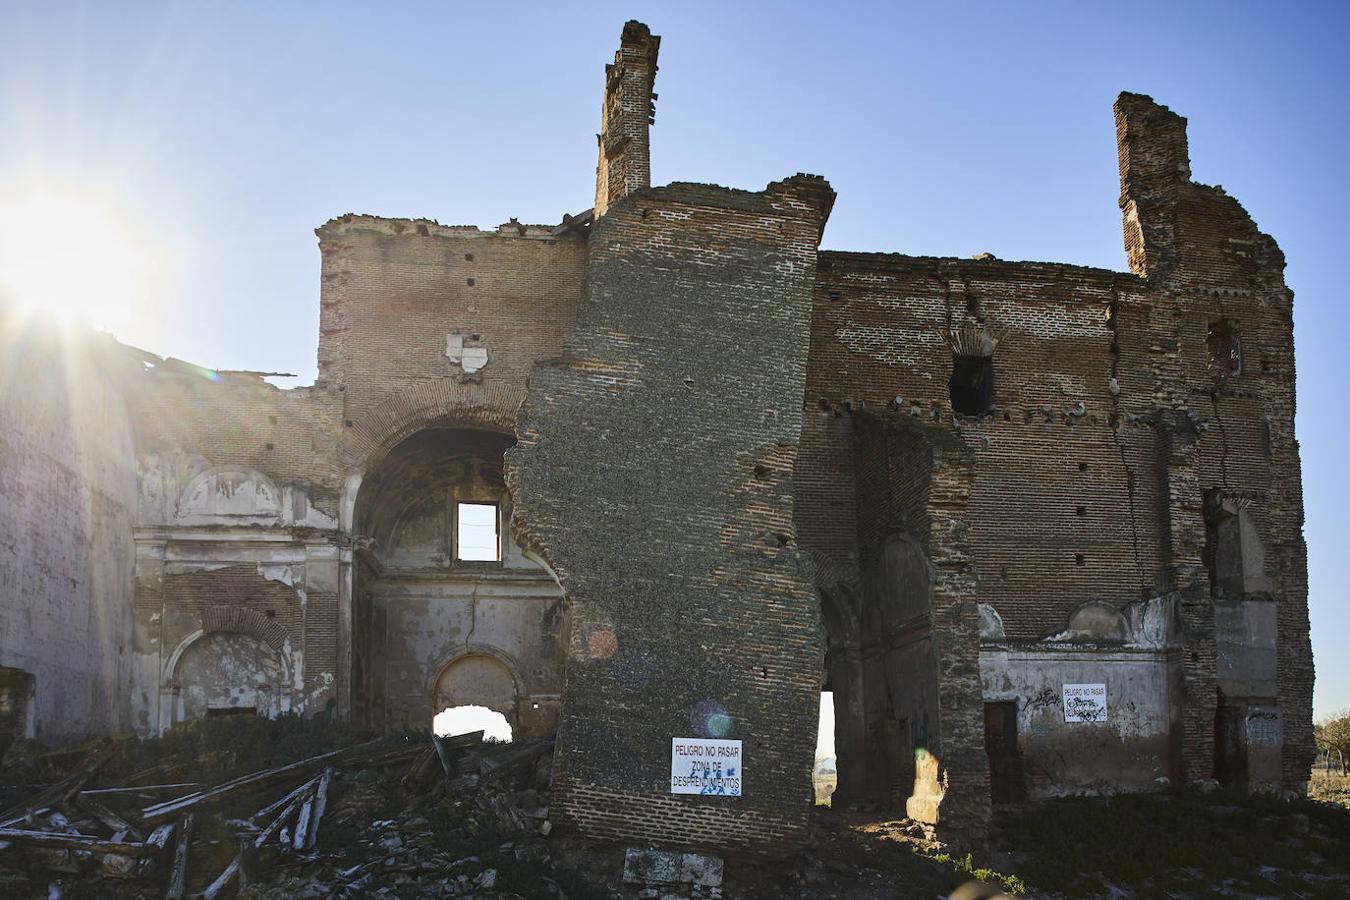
1063,683 -> 1108,723
670,738 -> 742,796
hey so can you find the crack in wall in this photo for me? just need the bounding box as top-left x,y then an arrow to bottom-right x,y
1106,286 -> 1147,591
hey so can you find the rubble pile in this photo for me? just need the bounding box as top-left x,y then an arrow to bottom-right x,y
0,721 -> 589,899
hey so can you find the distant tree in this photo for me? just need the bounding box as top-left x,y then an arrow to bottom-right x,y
1316,710 -> 1350,775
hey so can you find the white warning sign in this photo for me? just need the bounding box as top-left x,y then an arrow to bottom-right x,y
670,738 -> 742,796
1063,683 -> 1108,723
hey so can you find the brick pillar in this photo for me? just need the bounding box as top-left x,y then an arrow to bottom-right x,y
594,21 -> 660,217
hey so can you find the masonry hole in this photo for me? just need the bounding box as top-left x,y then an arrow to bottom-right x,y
814,691 -> 836,806
1076,506 -> 1087,517
265,442 -> 275,450
1079,462 -> 1089,472
466,278 -> 475,286
1207,319 -> 1242,377
433,704 -> 512,743
949,354 -> 994,416
1075,554 -> 1086,566
464,253 -> 473,262
753,463 -> 769,480
416,223 -> 429,236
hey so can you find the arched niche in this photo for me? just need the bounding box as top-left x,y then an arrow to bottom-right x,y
432,652 -> 519,728
353,427 -> 531,570
173,632 -> 288,722
176,466 -> 282,524
1065,601 -> 1129,644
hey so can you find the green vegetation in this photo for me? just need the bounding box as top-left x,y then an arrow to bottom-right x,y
932,851 -> 1028,896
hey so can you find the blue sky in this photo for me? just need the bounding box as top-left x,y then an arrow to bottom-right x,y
2,1 -> 1345,718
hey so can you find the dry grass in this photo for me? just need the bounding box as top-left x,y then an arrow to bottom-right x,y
1310,769 -> 1350,808
812,772 -> 836,806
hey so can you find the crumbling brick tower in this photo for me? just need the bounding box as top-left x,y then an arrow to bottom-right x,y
509,22 -> 836,857
1115,93 -> 1312,790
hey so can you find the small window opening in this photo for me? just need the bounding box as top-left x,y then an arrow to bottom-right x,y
1207,319 -> 1242,377
433,704 -> 512,743
456,501 -> 500,561
814,691 -> 836,806
949,354 -> 994,416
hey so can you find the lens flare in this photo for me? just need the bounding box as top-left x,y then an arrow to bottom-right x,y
689,699 -> 734,738
0,186 -> 161,331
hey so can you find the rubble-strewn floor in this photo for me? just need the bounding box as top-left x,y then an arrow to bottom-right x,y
3,720 -> 1350,899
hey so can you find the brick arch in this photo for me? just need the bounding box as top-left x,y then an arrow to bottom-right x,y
431,646 -> 523,725
200,605 -> 289,652
342,378 -> 524,468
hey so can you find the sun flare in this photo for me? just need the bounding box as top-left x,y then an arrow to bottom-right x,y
0,188 -> 158,330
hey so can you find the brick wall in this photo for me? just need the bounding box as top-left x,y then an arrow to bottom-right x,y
315,215 -> 585,459
509,175 -> 835,856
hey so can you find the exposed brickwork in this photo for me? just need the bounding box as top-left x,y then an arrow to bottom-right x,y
594,21 -> 659,217
508,176 -> 834,856
162,566 -> 303,645
314,215 -> 585,457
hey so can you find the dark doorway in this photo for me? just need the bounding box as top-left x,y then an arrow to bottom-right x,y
1214,701 -> 1248,791
984,701 -> 1025,803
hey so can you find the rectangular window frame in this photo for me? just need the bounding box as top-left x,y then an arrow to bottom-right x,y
454,499 -> 501,563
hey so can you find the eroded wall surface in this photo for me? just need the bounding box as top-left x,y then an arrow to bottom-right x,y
127,366 -> 341,734
508,176 -> 835,855
0,318 -> 137,742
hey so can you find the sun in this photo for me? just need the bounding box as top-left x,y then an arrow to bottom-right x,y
0,188 -> 156,330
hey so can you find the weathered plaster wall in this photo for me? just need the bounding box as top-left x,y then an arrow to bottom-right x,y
979,646 -> 1179,797
126,364 -> 342,735
509,175 -> 835,856
0,317 -> 137,742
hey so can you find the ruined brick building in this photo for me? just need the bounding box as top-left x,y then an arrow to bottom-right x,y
0,20 -> 1310,855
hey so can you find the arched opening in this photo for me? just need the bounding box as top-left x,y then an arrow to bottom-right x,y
350,426 -> 563,735
434,705 -> 513,743
175,632 -> 286,723
433,652 -> 518,729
